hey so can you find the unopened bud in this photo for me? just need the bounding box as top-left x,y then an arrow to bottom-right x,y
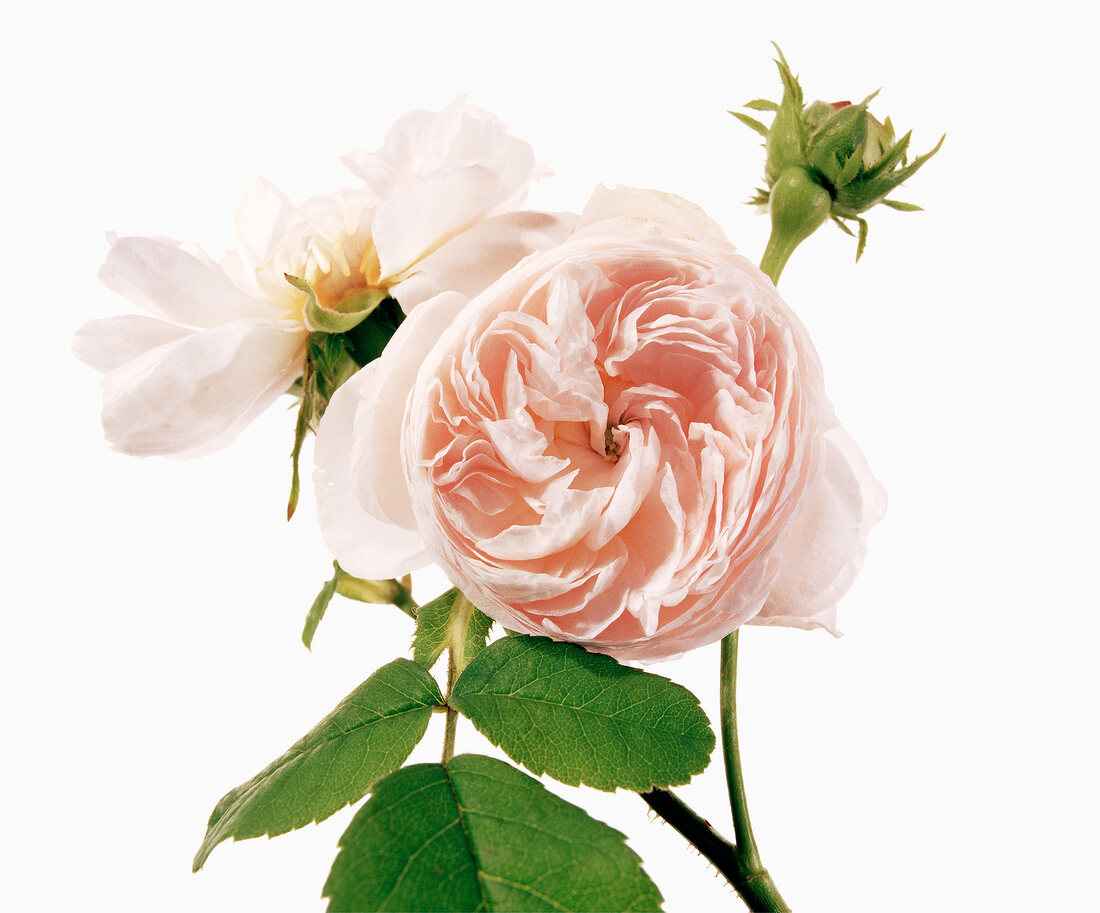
733,45 -> 942,268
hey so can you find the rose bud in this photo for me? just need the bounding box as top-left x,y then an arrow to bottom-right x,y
733,46 -> 943,276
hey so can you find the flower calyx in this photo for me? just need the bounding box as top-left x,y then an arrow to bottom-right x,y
732,45 -> 943,277
287,272 -> 388,335
284,274 -> 408,520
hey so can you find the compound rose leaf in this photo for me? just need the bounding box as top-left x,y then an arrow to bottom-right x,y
324,754 -> 663,912
193,658 -> 444,871
451,636 -> 714,792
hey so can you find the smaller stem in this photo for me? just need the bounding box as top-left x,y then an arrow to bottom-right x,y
392,589 -> 418,619
721,631 -> 761,871
442,649 -> 458,763
640,789 -> 790,912
640,789 -> 742,884
758,239 -> 793,286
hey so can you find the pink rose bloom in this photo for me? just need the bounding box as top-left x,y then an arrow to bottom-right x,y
315,186 -> 885,661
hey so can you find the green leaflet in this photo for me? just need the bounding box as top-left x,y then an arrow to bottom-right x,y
193,659 -> 444,871
451,636 -> 714,792
323,754 -> 664,912
411,588 -> 493,670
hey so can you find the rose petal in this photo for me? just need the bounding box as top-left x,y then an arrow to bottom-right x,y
98,318 -> 305,456
575,184 -> 731,246
751,425 -> 887,633
388,211 -> 577,312
351,100 -> 536,282
354,291 -> 470,528
99,236 -> 280,328
314,364 -> 432,579
72,315 -> 192,374
233,177 -> 297,268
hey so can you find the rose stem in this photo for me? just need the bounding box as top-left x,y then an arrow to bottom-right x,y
442,648 -> 458,763
441,593 -> 477,763
719,631 -> 790,910
640,788 -> 788,911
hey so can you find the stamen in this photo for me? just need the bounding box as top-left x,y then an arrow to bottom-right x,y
604,425 -> 621,463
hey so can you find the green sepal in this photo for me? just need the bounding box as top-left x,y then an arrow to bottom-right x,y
730,110 -> 769,138
451,635 -> 715,792
303,563 -> 416,649
837,132 -> 945,215
287,273 -> 387,335
323,755 -> 664,912
834,144 -> 865,190
411,588 -> 493,671
805,99 -> 871,186
744,98 -> 779,112
855,216 -> 870,261
765,47 -> 807,183
882,199 -> 924,212
335,569 -> 416,617
302,566 -> 340,649
860,129 -> 913,183
286,331 -> 358,519
192,659 -> 445,872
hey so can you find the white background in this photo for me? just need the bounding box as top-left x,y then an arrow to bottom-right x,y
5,2 -> 1098,910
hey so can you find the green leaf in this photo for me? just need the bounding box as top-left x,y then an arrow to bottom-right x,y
730,110 -> 769,138
323,754 -> 664,912
451,636 -> 714,792
303,563 -> 340,649
463,606 -> 494,668
193,659 -> 444,871
411,589 -> 493,670
411,588 -> 459,667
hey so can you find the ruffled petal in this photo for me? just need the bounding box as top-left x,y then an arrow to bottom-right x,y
751,425 -> 887,633
345,99 -> 536,282
98,319 -> 305,456
99,236 -> 280,328
72,315 -> 191,374
354,291 -> 470,527
313,364 -> 432,579
575,185 -> 731,246
389,211 -> 577,311
233,177 -> 297,267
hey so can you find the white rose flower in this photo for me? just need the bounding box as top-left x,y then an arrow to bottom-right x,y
74,99 -> 573,457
